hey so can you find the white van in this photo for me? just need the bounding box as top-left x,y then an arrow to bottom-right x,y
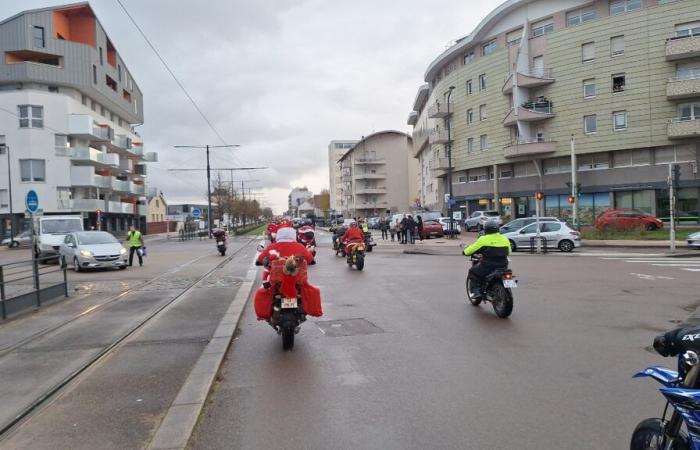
35,215 -> 84,257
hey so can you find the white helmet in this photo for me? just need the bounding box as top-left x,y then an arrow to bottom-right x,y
276,227 -> 296,243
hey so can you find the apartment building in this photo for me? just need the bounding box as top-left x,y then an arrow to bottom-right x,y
0,3 -> 157,236
328,139 -> 358,213
288,187 -> 313,216
338,131 -> 417,218
408,0 -> 700,224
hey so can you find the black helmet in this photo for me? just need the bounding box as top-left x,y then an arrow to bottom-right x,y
483,221 -> 500,234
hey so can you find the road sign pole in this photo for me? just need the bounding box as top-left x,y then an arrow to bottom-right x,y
206,145 -> 212,238
669,164 -> 676,253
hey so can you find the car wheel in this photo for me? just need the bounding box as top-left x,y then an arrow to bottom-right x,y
558,240 -> 574,253
509,240 -> 517,252
645,223 -> 657,231
10,241 -> 19,248
73,257 -> 82,272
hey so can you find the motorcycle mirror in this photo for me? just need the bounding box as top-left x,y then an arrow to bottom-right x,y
683,351 -> 700,367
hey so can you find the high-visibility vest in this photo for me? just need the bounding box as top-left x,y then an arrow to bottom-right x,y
128,230 -> 142,247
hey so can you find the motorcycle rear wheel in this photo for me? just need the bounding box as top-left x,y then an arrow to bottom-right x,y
219,249 -> 226,256
491,284 -> 513,318
281,323 -> 295,351
356,257 -> 364,271
465,278 -> 481,306
630,418 -> 690,450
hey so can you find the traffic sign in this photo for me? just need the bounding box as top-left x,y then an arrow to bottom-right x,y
191,208 -> 202,218
25,190 -> 39,213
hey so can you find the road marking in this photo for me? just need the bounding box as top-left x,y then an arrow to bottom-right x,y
682,268 -> 700,272
79,305 -> 99,316
630,273 -> 675,281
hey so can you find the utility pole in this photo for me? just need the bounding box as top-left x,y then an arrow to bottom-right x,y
1,144 -> 13,246
445,86 -> 455,238
570,134 -> 578,229
670,164 -> 680,253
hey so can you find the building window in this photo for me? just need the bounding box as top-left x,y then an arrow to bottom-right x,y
674,21 -> 700,39
91,100 -> 97,112
118,64 -> 122,82
612,74 -> 626,93
532,21 -> 554,37
55,134 -> 68,149
466,109 -> 474,124
676,62 -> 700,80
81,95 -> 88,106
480,134 -> 488,151
583,79 -> 596,98
48,85 -> 59,93
567,8 -> 596,26
100,106 -> 106,117
463,51 -> 475,65
611,36 -> 625,57
500,166 -> 513,179
466,79 -> 472,95
468,167 -> 488,182
0,135 -> 5,154
458,175 -> 468,183
655,144 -> 695,164
578,153 -> 609,171
544,157 -> 571,174
106,75 -> 117,91
20,159 -> 46,182
99,47 -> 103,65
478,74 -> 486,91
18,105 -> 43,128
0,189 -> 8,208
584,114 -> 597,134
679,102 -> 700,120
93,65 -> 97,84
613,149 -> 651,167
514,162 -> 537,178
33,26 -> 45,47
467,138 -> 474,153
582,42 -> 595,62
610,0 -> 642,15
479,104 -> 487,121
482,40 -> 497,56
613,111 -> 628,130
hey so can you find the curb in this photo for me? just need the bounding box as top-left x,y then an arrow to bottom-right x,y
146,260 -> 258,450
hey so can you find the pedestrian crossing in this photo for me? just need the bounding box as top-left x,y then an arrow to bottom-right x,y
600,256 -> 700,274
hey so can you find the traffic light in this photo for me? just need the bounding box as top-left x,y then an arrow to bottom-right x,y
672,164 -> 681,189
567,195 -> 575,204
535,191 -> 544,200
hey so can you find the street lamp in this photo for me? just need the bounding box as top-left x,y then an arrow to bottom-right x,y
446,86 -> 455,238
1,144 -> 13,246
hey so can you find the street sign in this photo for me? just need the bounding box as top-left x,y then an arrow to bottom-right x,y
191,208 -> 202,218
25,190 -> 39,213
453,211 -> 463,220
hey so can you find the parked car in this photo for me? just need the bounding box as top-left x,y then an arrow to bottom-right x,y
59,231 -> 128,271
421,220 -> 444,239
368,217 -> 380,229
1,230 -> 32,248
500,217 -> 561,233
688,231 -> 700,249
464,210 -> 502,231
438,217 -> 462,235
502,221 -> 581,252
595,209 -> 663,231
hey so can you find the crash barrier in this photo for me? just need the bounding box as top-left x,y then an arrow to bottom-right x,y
0,255 -> 69,320
529,236 -> 548,254
177,229 -> 208,241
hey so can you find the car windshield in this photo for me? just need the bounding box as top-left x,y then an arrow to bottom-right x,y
76,232 -> 118,245
484,211 -> 499,217
41,219 -> 83,234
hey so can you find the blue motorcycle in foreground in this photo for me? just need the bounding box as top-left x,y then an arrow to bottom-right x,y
632,327 -> 700,449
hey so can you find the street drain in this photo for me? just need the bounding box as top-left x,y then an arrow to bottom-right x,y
315,318 -> 383,337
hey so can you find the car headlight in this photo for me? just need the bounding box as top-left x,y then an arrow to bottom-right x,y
120,247 -> 127,255
79,250 -> 93,257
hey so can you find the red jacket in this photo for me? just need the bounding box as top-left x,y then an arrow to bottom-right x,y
257,241 -> 315,265
341,227 -> 365,243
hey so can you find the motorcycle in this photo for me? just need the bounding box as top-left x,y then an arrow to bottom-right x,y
297,226 -> 316,257
465,254 -> 516,318
212,229 -> 227,256
364,231 -> 376,252
344,240 -> 366,270
630,329 -> 700,449
267,256 -> 309,350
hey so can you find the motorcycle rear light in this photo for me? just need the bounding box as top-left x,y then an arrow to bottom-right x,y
504,272 -> 513,279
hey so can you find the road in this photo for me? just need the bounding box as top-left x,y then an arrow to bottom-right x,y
190,231 -> 700,450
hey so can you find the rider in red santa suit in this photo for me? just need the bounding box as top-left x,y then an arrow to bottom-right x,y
340,220 -> 364,245
257,227 -> 315,287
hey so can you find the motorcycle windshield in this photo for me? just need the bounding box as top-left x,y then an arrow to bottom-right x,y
633,366 -> 679,387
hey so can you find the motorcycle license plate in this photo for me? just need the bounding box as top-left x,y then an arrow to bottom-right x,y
503,279 -> 517,288
281,298 -> 298,309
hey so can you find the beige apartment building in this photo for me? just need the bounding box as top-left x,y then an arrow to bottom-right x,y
408,0 -> 700,224
328,140 -> 357,213
339,131 -> 417,218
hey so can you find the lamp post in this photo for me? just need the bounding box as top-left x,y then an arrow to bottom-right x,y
446,86 -> 455,238
570,133 -> 578,229
1,144 -> 13,246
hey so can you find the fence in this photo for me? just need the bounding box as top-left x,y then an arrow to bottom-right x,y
0,255 -> 68,320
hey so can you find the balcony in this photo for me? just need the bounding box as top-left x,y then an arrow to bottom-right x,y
427,102 -> 454,119
112,134 -> 132,150
428,129 -> 452,145
131,183 -> 146,196
503,103 -> 555,127
502,68 -> 555,94
668,117 -> 700,139
71,198 -> 106,212
68,114 -> 114,141
341,173 -> 353,182
144,152 -> 158,162
146,187 -> 158,198
354,172 -> 386,180
503,138 -> 557,159
119,158 -> 133,173
412,128 -> 429,155
666,35 -> 700,61
407,111 -> 418,126
110,178 -> 131,192
356,202 -> 389,210
430,157 -> 451,176
129,144 -> 144,157
355,187 -> 387,195
70,166 -> 110,188
107,201 -> 134,214
667,76 -> 700,100
70,147 -> 119,167
355,157 -> 386,164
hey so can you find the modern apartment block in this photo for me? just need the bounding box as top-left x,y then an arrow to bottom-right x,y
0,3 -> 157,236
328,139 -> 357,213
338,131 -> 417,218
408,0 -> 700,224
288,187 -> 313,216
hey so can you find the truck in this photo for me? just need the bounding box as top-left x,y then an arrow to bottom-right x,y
34,215 -> 84,259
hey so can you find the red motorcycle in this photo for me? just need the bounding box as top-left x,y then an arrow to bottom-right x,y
297,225 -> 316,257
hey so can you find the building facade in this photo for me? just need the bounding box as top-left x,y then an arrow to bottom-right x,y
328,140 -> 357,213
408,0 -> 700,224
288,187 -> 313,217
339,130 -> 417,218
0,3 -> 157,236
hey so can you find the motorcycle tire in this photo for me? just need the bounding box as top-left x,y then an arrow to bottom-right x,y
465,278 -> 481,306
355,258 -> 364,271
491,284 -> 513,318
366,245 -> 373,253
219,249 -> 226,256
630,418 -> 690,450
281,322 -> 295,351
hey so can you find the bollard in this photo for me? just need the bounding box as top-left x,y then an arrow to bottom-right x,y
0,265 -> 5,320
62,256 -> 68,297
33,256 -> 41,307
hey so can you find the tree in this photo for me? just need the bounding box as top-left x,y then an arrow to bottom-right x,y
262,207 -> 273,219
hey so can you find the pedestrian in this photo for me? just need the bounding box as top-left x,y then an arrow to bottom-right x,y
399,216 -> 407,244
390,224 -> 396,242
380,218 -> 389,240
417,215 -> 424,242
406,215 -> 415,244
126,225 -> 145,267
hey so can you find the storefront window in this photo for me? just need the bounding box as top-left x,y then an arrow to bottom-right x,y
545,195 -> 559,217
656,188 -> 698,222
615,190 -> 653,214
579,194 -> 595,225
594,193 -> 611,220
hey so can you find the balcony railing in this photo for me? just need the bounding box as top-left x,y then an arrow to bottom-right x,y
119,158 -> 133,172
355,202 -> 389,209
354,172 -> 387,180
503,104 -> 555,126
111,178 -> 131,192
427,102 -> 454,119
129,144 -> 144,157
355,187 -> 387,195
407,111 -> 418,126
502,68 -> 555,94
412,128 -> 429,155
107,201 -> 134,214
71,198 -> 106,212
667,75 -> 700,100
144,152 -> 158,162
131,183 -> 146,196
668,117 -> 700,139
70,147 -> 119,167
428,129 -> 452,145
666,34 -> 700,61
503,138 -> 556,158
70,166 -> 111,188
68,114 -> 114,142
112,134 -> 132,150
355,157 -> 386,164
430,157 -> 450,172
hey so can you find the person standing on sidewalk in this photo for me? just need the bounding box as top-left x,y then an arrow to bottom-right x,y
405,215 -> 414,244
416,215 -> 424,242
380,218 -> 389,240
127,225 -> 145,267
390,222 -> 396,242
399,216 -> 407,244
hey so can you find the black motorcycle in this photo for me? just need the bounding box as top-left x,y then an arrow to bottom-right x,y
465,254 -> 516,318
364,231 -> 376,252
345,241 -> 366,271
212,229 -> 227,256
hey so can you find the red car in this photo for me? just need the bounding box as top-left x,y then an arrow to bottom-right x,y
421,220 -> 445,239
595,209 -> 663,231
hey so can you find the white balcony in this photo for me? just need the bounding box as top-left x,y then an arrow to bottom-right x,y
130,144 -> 144,157
70,166 -> 110,188
111,178 -> 131,192
412,128 -> 429,156
355,157 -> 386,164
119,158 -> 133,173
428,129 -> 452,145
427,102 -> 454,119
107,201 -> 134,214
70,147 -> 119,167
131,183 -> 146,196
503,104 -> 555,126
354,172 -> 386,180
71,198 -> 106,212
355,187 -> 387,195
112,134 -> 132,150
502,68 -> 555,94
407,111 -> 418,126
356,202 -> 388,209
144,152 -> 158,162
146,187 -> 158,198
68,114 -> 114,141
503,138 -> 556,159
668,117 -> 700,139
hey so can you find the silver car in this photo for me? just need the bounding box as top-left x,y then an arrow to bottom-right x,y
502,221 -> 581,253
689,231 -> 700,249
465,210 -> 502,231
1,230 -> 32,248
59,231 -> 128,271
500,217 -> 561,233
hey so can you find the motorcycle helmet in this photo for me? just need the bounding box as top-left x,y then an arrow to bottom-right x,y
349,220 -> 357,227
483,221 -> 500,234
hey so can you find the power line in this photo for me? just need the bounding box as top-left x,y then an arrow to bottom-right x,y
115,0 -> 229,147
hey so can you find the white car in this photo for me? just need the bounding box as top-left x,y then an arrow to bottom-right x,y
502,221 -> 581,253
688,231 -> 700,249
438,217 -> 462,234
59,231 -> 128,271
1,231 -> 32,248
465,211 -> 502,231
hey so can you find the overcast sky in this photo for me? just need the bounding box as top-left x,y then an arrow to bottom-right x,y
2,0 -> 502,213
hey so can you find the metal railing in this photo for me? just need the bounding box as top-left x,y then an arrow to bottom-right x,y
1,255 -> 69,320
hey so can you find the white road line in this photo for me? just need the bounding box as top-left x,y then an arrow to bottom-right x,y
682,268 -> 700,272
651,264 -> 700,267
